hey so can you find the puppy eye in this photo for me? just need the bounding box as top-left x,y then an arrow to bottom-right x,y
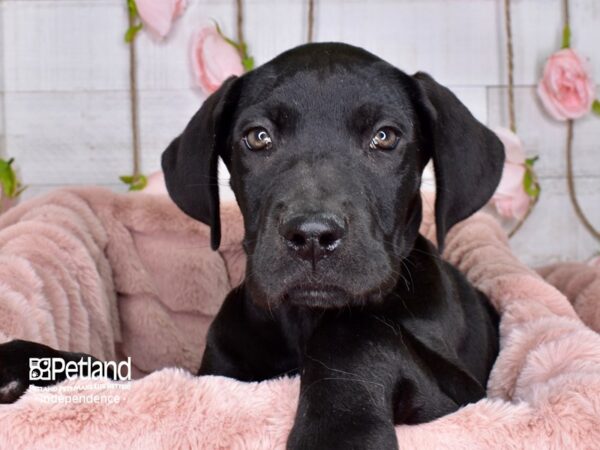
370,127 -> 400,150
243,127 -> 273,151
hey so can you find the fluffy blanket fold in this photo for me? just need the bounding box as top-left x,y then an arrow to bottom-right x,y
0,187 -> 599,449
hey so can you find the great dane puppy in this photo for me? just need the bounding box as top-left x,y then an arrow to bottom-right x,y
0,43 -> 503,449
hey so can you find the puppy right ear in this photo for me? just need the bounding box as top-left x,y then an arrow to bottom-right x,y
162,77 -> 238,251
411,72 -> 504,251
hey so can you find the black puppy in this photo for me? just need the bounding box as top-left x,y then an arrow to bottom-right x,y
0,43 -> 503,449
166,42 -> 503,448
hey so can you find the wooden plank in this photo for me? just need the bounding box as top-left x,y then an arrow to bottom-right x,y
0,93 -> 5,158
4,91 -> 132,185
5,0 -> 599,92
480,0 -> 600,87
2,0 -> 129,92
310,0 -> 598,86
506,176 -> 600,266
0,0 -> 4,90
487,86 -> 600,178
318,0 -> 498,86
0,2 -> 5,157
1,0 -> 239,92
137,89 -> 202,175
4,88 -> 237,198
450,87 -> 488,124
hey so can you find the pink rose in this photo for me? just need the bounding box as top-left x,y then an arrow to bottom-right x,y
491,128 -> 531,220
537,49 -> 595,121
143,171 -> 168,195
589,255 -> 600,268
191,26 -> 244,94
136,0 -> 186,38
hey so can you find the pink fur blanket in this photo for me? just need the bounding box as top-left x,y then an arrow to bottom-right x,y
0,187 -> 599,449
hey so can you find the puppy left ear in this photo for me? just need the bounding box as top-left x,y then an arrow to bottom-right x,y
412,72 -> 505,250
162,76 -> 238,250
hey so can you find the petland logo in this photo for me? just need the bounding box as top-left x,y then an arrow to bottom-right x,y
29,357 -> 132,381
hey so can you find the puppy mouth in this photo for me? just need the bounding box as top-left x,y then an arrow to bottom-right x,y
283,284 -> 352,308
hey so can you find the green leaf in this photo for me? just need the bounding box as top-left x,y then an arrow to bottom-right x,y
242,56 -> 254,71
214,21 -> 240,50
0,162 -> 16,197
129,175 -> 148,191
561,24 -> 571,49
213,20 -> 254,72
125,23 -> 143,43
14,185 -> 27,197
130,175 -> 148,191
213,20 -> 223,36
525,155 -> 539,167
127,0 -> 138,16
0,158 -> 24,198
224,36 -> 241,50
120,174 -> 148,191
592,99 -> 600,116
522,166 -> 541,199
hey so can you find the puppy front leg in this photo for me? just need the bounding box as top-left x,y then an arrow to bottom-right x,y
288,375 -> 399,450
287,316 -> 401,450
198,285 -> 298,382
0,339 -> 113,403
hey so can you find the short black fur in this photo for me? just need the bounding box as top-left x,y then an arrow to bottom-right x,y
0,43 -> 503,450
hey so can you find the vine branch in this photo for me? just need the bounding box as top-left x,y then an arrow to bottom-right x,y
503,0 -> 516,133
127,3 -> 141,178
504,0 -> 540,238
561,0 -> 599,241
307,0 -> 315,43
236,0 -> 244,48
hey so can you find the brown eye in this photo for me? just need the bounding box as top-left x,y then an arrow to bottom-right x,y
370,127 -> 400,150
244,127 -> 272,151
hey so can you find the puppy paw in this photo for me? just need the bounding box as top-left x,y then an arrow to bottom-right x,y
287,419 -> 399,450
0,379 -> 28,404
0,339 -> 56,404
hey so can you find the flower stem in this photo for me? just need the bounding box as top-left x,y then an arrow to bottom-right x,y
503,0 -> 516,134
307,0 -> 315,43
565,120 -> 600,241
127,2 -> 141,178
508,195 -> 538,238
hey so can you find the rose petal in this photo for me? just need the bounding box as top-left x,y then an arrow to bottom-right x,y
191,26 -> 245,94
143,171 -> 168,195
537,49 -> 595,121
493,197 -> 513,218
492,183 -> 530,219
494,163 -> 526,198
512,190 -> 531,219
136,0 -> 186,38
490,128 -> 531,220
493,127 -> 525,164
174,0 -> 187,17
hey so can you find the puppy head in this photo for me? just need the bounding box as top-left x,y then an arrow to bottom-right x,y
163,43 -> 504,309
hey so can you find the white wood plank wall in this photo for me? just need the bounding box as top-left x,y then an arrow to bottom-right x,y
0,0 -> 598,265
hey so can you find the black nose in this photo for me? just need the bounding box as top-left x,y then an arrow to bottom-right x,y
280,213 -> 346,265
